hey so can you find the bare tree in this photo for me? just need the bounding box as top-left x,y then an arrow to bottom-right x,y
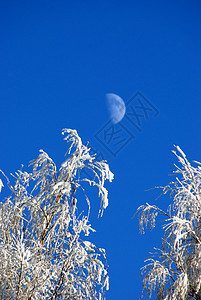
0,129 -> 113,300
137,146 -> 201,300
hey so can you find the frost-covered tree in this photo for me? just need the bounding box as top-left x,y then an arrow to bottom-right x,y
137,146 -> 201,300
0,129 -> 113,300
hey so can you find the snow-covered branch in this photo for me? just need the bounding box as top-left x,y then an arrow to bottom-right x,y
0,129 -> 113,299
137,146 -> 201,299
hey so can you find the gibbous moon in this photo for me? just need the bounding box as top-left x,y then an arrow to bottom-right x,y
106,93 -> 126,124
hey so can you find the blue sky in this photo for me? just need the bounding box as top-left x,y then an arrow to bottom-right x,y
1,1 -> 201,298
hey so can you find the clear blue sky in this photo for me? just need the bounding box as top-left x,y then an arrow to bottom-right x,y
1,1 -> 201,299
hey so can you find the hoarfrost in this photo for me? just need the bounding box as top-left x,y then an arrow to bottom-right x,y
137,145 -> 201,299
0,129 -> 113,300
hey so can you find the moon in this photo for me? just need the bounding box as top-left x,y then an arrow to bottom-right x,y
106,93 -> 126,124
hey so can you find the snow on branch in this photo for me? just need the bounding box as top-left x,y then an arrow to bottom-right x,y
137,146 -> 201,299
0,129 -> 113,300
